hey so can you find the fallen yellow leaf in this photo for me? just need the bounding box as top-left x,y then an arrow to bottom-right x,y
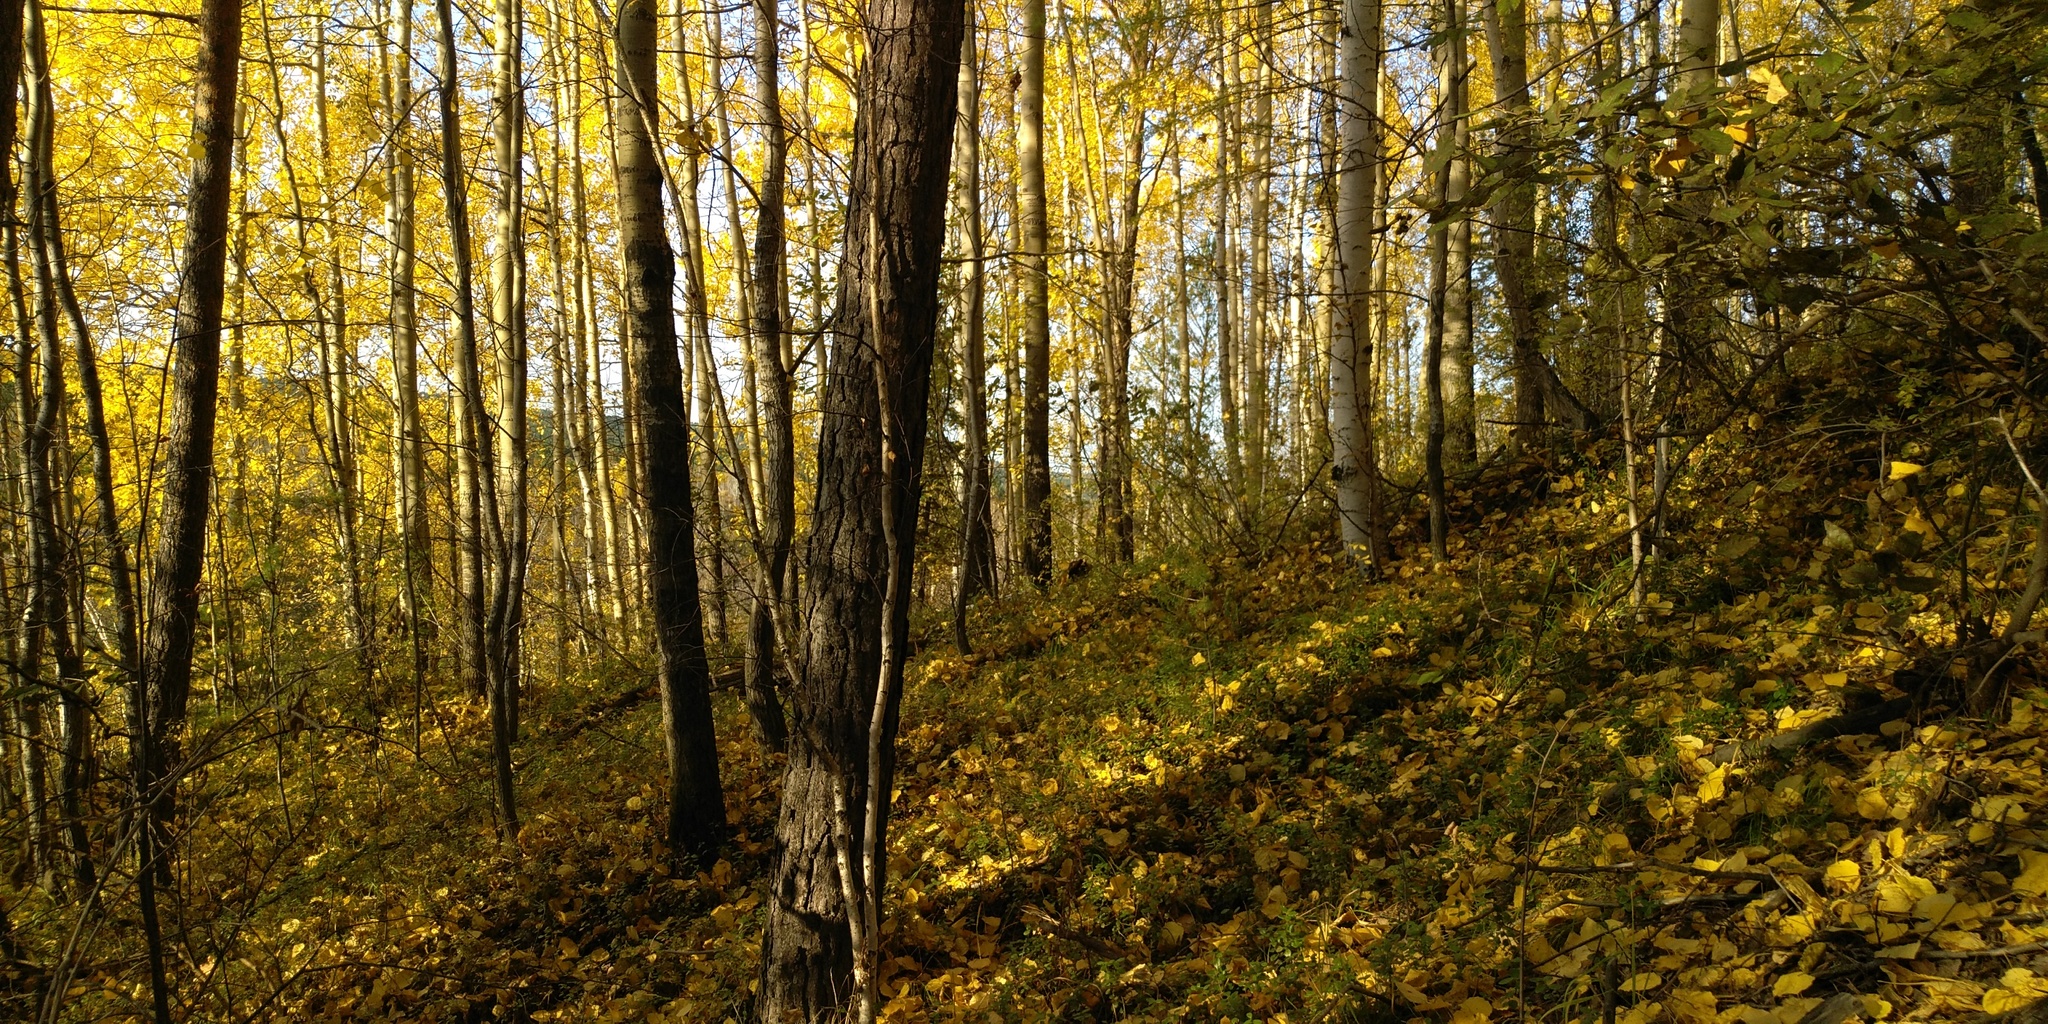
2013,850 -> 2048,896
1824,860 -> 1862,894
1772,971 -> 1814,997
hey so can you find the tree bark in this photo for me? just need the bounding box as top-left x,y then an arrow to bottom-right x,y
487,0 -> 529,811
1481,0 -> 1539,447
669,15 -> 731,649
1425,0 -> 1464,557
612,0 -> 727,858
384,0 -> 431,700
311,21 -> 375,696
1099,79 -> 1146,564
1017,0 -> 1052,587
20,0 -> 95,896
754,0 -> 963,1012
1215,20 -> 1242,502
136,0 -> 238,926
745,0 -> 793,753
1442,0 -> 1475,471
951,7 -> 996,653
1332,0 -> 1389,569
14,0 -> 65,886
433,0 -> 508,826
565,12 -> 624,634
1677,0 -> 1720,96
1486,0 -> 1595,449
1244,0 -> 1273,501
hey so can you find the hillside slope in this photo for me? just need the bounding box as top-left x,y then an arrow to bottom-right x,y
18,383 -> 2048,1024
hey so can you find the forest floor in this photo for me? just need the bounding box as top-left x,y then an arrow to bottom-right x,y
36,389 -> 2048,1024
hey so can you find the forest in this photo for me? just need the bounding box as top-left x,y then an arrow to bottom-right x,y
1,0 -> 2047,1019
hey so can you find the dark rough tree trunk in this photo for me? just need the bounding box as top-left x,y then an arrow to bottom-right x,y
611,0 -> 727,859
134,0 -> 238,1017
754,0 -> 964,1013
745,0 -> 792,753
138,0 -> 239,850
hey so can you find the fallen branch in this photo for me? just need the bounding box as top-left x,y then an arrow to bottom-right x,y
1710,632 -> 2046,766
1022,906 -> 1135,962
1708,695 -> 1918,766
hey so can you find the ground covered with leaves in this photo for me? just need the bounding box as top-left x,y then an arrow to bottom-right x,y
17,359 -> 2048,1024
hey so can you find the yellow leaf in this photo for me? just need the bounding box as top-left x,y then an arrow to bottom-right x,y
1698,765 -> 1727,804
1878,872 -> 1935,913
1717,535 -> 1760,559
1873,239 -> 1901,259
1191,652 -> 1206,667
558,936 -> 580,959
1668,987 -> 1719,1023
1450,996 -> 1494,1024
1748,66 -> 1790,103
1645,793 -> 1673,822
1856,787 -> 1891,820
2013,850 -> 2048,896
1985,989 -> 2037,1014
1621,971 -> 1664,993
1651,149 -> 1690,178
1914,892 -> 1958,926
1824,860 -> 1862,894
1776,997 -> 1823,1022
1888,461 -> 1924,481
1772,972 -> 1814,997
1620,1003 -> 1664,1024
2001,967 -> 2048,993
